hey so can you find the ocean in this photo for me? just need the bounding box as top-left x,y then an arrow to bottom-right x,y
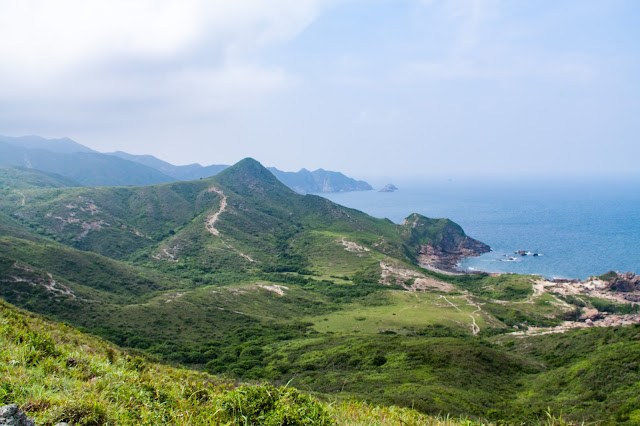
321,176 -> 640,280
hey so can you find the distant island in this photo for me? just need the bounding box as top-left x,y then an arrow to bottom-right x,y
0,135 -> 372,194
379,183 -> 398,192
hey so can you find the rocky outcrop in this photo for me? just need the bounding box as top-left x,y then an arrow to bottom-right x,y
608,272 -> 640,293
400,213 -> 490,272
0,404 -> 36,426
515,250 -> 540,256
417,239 -> 490,271
549,272 -> 640,304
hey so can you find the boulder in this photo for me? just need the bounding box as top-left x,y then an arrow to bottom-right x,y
0,405 -> 36,426
608,272 -> 640,293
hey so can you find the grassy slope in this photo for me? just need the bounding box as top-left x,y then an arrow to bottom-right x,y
504,325 -> 640,424
0,298 -> 492,425
0,179 -> 221,259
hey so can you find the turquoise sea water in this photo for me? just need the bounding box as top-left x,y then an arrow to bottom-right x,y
321,177 -> 640,280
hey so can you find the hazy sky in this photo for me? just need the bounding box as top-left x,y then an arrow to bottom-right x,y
1,0 -> 638,179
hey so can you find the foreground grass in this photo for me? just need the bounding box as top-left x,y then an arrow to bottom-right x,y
0,298 -> 498,425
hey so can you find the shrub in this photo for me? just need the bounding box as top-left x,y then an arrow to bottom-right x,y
49,402 -> 110,426
217,385 -> 333,425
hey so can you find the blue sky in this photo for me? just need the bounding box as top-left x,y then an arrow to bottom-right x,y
0,0 -> 638,179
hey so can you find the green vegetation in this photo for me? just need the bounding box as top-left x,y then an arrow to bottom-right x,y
0,159 -> 638,424
0,298 -> 496,425
585,296 -> 640,315
504,325 -> 640,424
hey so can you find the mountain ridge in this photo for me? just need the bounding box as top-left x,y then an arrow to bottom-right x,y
0,135 -> 374,193
0,141 -> 176,186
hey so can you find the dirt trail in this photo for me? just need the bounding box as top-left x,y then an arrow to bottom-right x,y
438,295 -> 482,335
204,187 -> 255,263
221,239 -> 256,263
16,191 -> 26,206
205,187 -> 227,236
439,295 -> 462,312
468,303 -> 482,335
464,296 -> 483,335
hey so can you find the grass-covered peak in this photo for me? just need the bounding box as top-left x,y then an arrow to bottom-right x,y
401,214 -> 462,246
214,157 -> 294,197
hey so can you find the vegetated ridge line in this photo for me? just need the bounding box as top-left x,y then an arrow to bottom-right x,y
205,186 -> 227,236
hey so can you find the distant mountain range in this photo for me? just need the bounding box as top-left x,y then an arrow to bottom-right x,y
106,150 -> 229,182
0,135 -> 373,193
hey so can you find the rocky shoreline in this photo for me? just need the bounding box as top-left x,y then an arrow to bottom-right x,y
418,240 -> 640,333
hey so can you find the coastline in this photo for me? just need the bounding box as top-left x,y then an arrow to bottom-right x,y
322,179 -> 640,280
422,250 -> 640,335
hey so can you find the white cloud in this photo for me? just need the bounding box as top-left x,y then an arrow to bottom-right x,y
0,0 -> 331,108
0,1 -> 199,76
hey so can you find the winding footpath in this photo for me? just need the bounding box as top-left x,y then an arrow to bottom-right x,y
438,295 -> 482,335
205,187 -> 227,236
16,191 -> 26,206
204,187 -> 255,263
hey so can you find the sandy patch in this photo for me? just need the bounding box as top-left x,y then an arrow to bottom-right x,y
339,238 -> 370,253
257,284 -> 289,296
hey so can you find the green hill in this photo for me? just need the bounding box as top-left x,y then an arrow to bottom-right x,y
1,158 -> 639,424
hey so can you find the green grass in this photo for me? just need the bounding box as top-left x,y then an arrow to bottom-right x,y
442,273 -> 535,302
306,291 -> 487,335
503,324 -> 640,424
255,333 -> 540,419
1,297 -> 494,425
